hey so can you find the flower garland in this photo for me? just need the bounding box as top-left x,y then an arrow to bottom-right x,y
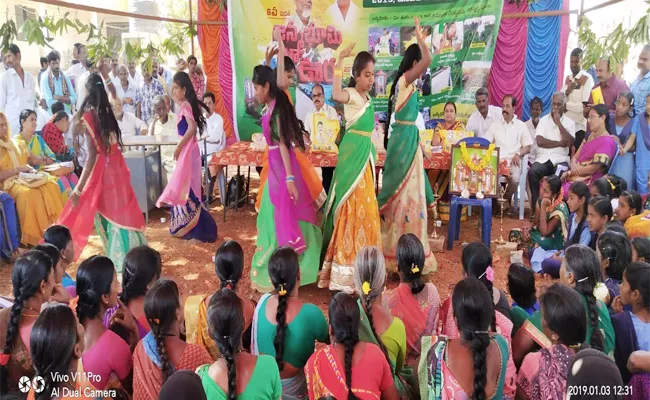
459,142 -> 496,172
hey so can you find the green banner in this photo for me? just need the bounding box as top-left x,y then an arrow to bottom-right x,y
228,0 -> 503,141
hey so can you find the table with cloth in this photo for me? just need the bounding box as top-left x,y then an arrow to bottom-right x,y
210,142 -> 509,220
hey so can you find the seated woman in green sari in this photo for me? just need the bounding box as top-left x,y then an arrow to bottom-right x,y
14,109 -> 78,203
512,244 -> 615,367
525,175 -> 569,264
352,246 -> 417,398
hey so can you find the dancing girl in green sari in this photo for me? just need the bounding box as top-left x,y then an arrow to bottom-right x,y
378,17 -> 436,273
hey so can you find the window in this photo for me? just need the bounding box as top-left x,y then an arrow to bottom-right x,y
15,5 -> 37,42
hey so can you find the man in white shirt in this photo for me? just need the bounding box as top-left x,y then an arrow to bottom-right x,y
286,0 -> 312,31
524,96 -> 543,165
466,87 -> 503,139
304,84 -> 339,193
128,61 -> 144,87
65,43 -> 88,88
0,45 -> 36,135
148,95 -> 178,186
562,48 -> 594,147
485,95 -> 532,210
112,99 -> 147,137
114,65 -> 140,115
202,92 -> 227,203
527,92 -> 576,213
326,0 -> 360,25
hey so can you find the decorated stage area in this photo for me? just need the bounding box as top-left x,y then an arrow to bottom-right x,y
0,169 -> 528,309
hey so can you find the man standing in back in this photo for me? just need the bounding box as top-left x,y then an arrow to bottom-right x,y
466,87 -> 503,139
40,51 -> 75,113
630,44 -> 650,115
585,57 -> 629,112
0,45 -> 36,135
563,48 -> 594,149
484,94 -> 532,213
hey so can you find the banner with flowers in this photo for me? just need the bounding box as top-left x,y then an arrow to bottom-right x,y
228,0 -> 503,141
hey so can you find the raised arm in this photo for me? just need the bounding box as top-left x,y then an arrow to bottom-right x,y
332,42 -> 356,104
404,17 -> 432,86
273,29 -> 289,91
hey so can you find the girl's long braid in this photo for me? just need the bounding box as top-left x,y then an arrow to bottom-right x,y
0,294 -> 25,394
274,293 -> 289,371
577,281 -> 605,351
343,335 -> 357,400
222,337 -> 237,400
469,331 -> 490,400
154,326 -> 173,383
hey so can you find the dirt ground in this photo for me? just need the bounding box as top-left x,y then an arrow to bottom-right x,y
0,175 -> 530,310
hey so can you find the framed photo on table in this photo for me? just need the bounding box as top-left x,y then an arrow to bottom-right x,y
449,143 -> 499,197
311,113 -> 340,153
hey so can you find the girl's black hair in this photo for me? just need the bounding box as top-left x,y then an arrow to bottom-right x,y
74,72 -> 122,157
617,92 -> 636,117
329,292 -> 360,400
507,263 -> 536,310
121,246 -> 162,305
589,195 -> 613,220
624,262 -> 650,309
592,179 -> 613,198
396,233 -> 426,294
172,71 -> 208,136
591,104 -> 612,134
461,242 -> 497,331
76,255 -> 115,323
619,190 -> 643,215
597,231 -> 632,281
384,44 -> 422,147
32,244 -> 60,272
348,51 -> 375,88
18,109 -> 37,132
43,225 -> 72,253
283,56 -> 296,73
564,245 -> 605,352
569,182 -> 591,245
30,305 -> 80,400
207,289 -> 244,400
631,237 -> 650,262
144,279 -> 180,384
605,221 -> 627,236
544,175 -> 562,198
539,284 -> 587,347
52,110 -> 69,124
268,246 -> 299,371
452,278 -> 494,400
215,240 -> 244,291
1,250 -> 53,395
252,65 -> 306,150
607,175 -> 627,197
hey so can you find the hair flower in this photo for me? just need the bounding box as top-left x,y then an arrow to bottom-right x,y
278,284 -> 287,296
479,266 -> 494,282
68,296 -> 79,317
362,281 -> 371,295
410,264 -> 420,274
0,353 -> 10,366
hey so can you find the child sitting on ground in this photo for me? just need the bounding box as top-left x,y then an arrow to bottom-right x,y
507,263 -> 538,334
43,225 -> 76,296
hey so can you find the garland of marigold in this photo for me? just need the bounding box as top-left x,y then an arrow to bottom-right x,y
459,142 -> 496,172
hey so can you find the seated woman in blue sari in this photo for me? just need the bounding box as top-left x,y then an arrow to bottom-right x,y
0,191 -> 19,260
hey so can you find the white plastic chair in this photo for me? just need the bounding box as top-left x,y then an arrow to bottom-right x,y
513,154 -> 529,220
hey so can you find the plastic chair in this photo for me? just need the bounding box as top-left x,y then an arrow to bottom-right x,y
513,154 -> 529,220
447,137 -> 493,249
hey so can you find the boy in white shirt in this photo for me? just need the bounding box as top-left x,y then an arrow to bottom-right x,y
202,92 -> 226,203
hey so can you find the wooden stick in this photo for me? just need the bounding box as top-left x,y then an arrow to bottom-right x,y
28,0 -> 190,25
503,9 -> 578,19
189,0 -> 194,55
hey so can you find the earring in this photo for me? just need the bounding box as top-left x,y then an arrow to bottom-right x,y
551,334 -> 559,342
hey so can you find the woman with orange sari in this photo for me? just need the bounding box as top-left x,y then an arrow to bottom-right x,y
0,250 -> 54,397
56,73 -> 146,272
185,240 -> 255,358
430,101 -> 467,199
383,234 -> 440,367
133,279 -> 212,400
256,33 -> 326,213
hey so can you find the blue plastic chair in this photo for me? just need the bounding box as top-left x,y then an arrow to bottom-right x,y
447,137 -> 493,249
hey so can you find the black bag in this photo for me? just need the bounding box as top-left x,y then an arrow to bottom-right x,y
225,174 -> 248,207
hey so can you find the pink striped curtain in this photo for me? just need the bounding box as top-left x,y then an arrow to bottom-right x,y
488,0 -> 529,117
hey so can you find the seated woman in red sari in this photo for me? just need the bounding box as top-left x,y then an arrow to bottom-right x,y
382,233 -> 440,367
57,73 -> 146,272
0,250 -> 54,396
120,246 -> 162,339
516,284 -> 585,400
561,104 -> 618,199
41,110 -> 77,164
305,292 -> 399,400
132,279 -> 212,400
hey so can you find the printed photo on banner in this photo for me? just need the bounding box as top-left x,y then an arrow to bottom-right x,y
463,15 -> 497,50
461,61 -> 491,92
400,25 -> 433,55
371,70 -> 394,98
369,27 -> 400,57
433,21 -> 464,55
